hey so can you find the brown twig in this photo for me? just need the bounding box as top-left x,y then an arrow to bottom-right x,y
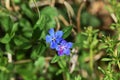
5,0 -> 12,11
58,15 -> 69,26
11,0 -> 20,12
55,17 -> 61,31
50,0 -> 56,7
76,1 -> 86,32
29,1 -> 50,8
45,57 -> 52,61
29,0 -> 65,8
58,15 -> 77,36
14,59 -> 32,64
110,13 -> 117,23
64,1 -> 74,25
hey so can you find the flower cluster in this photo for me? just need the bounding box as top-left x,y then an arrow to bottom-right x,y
46,28 -> 73,56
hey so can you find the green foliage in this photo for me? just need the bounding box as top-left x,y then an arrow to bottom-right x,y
0,0 -> 120,80
41,6 -> 58,17
51,55 -> 60,63
74,75 -> 81,80
35,56 -> 45,69
81,11 -> 101,28
62,26 -> 73,39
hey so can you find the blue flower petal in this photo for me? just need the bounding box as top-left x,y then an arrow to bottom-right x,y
64,49 -> 70,55
60,40 -> 67,45
46,35 -> 52,43
67,42 -> 73,48
49,28 -> 55,37
50,41 -> 57,49
56,45 -> 60,51
56,38 -> 62,43
55,31 -> 63,38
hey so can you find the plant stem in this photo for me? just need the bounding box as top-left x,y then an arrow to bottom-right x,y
66,72 -> 70,80
33,0 -> 40,18
90,46 -> 93,71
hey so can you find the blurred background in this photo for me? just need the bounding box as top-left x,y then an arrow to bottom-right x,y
0,0 -> 120,80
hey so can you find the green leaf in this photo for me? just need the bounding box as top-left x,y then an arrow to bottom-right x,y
31,43 -> 46,59
75,33 -> 87,48
34,14 -> 56,30
14,36 -> 30,49
38,43 -> 46,55
0,66 -> 9,73
98,44 -> 108,50
81,12 -> 90,26
101,58 -> 112,61
51,55 -> 59,63
41,6 -> 58,17
34,6 -> 58,30
19,18 -> 32,29
0,17 -> 12,32
0,34 -> 11,44
62,26 -> 72,39
34,57 -> 45,69
5,44 -> 12,53
18,18 -> 33,38
81,11 -> 101,27
56,69 -> 64,75
75,75 -> 82,80
23,31 -> 32,38
40,31 -> 46,40
40,6 -> 58,29
11,23 -> 18,33
89,16 -> 101,27
0,7 -> 10,17
21,4 -> 34,19
46,16 -> 56,29
14,36 -> 25,46
117,61 -> 120,69
58,59 -> 66,69
19,42 -> 32,50
14,37 -> 23,46
32,27 -> 41,41
98,66 -> 105,74
14,0 -> 21,3
91,34 -> 98,47
10,22 -> 18,38
34,15 -> 47,30
16,52 -> 25,60
16,63 -> 35,80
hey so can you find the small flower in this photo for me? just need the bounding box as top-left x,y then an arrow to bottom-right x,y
46,28 -> 63,49
56,40 -> 73,56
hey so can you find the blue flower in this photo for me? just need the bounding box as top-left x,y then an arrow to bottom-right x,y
46,28 -> 63,49
56,40 -> 73,56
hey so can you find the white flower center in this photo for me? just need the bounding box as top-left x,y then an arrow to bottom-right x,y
52,37 -> 56,41
61,46 -> 65,49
